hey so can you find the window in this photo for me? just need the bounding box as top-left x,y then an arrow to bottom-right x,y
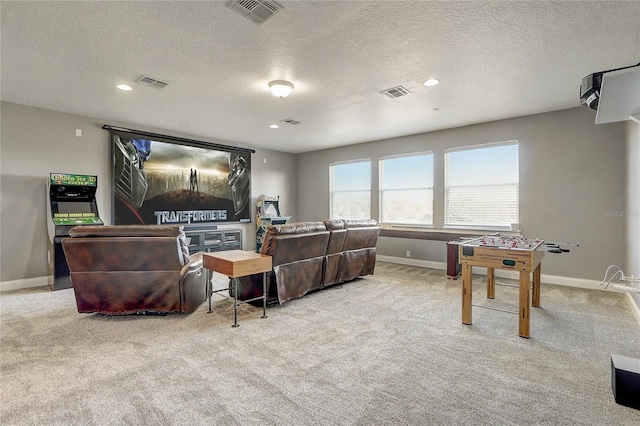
379,153 -> 433,226
329,160 -> 371,220
445,142 -> 519,229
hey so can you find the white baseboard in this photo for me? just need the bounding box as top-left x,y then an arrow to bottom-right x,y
0,275 -> 49,292
377,255 -> 447,271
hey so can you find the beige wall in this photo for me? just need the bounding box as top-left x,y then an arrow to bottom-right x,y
296,107 -> 627,281
626,120 -> 640,306
0,101 -> 296,282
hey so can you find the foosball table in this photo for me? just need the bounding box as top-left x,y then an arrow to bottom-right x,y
458,234 -> 573,338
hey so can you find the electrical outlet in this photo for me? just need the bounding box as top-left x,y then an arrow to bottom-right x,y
406,250 -> 411,258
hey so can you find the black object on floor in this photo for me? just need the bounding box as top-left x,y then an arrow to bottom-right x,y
611,354 -> 640,410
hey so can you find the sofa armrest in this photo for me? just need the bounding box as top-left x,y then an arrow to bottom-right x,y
181,251 -> 203,276
179,251 -> 206,313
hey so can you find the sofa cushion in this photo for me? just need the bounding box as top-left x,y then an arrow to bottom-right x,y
323,219 -> 345,230
342,223 -> 380,251
261,221 -> 329,266
262,231 -> 330,266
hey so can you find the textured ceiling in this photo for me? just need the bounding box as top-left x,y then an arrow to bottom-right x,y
2,1 -> 639,153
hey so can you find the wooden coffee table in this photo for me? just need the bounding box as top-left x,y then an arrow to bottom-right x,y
203,250 -> 272,327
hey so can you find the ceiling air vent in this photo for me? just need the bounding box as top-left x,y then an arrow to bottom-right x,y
279,118 -> 300,125
225,0 -> 283,25
380,86 -> 411,99
136,75 -> 169,89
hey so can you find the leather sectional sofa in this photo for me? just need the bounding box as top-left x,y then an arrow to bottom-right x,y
236,219 -> 380,305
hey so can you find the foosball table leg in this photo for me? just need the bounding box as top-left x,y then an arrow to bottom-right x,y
519,271 -> 531,338
486,267 -> 495,299
462,264 -> 473,325
532,264 -> 541,307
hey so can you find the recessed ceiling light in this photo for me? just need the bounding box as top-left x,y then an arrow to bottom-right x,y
423,79 -> 439,87
270,124 -> 279,129
117,84 -> 132,91
432,107 -> 440,111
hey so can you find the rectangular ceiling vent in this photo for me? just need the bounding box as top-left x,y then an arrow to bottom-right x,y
225,0 -> 283,25
136,75 -> 169,89
280,118 -> 300,125
380,86 -> 411,98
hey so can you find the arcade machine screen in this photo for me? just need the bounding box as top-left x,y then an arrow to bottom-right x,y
56,201 -> 93,214
256,195 -> 292,250
263,202 -> 279,217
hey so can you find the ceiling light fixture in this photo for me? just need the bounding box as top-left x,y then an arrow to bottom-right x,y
423,78 -> 439,87
117,84 -> 132,91
269,80 -> 294,98
270,124 -> 279,129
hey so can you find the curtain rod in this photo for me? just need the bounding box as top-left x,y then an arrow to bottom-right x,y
102,125 -> 255,154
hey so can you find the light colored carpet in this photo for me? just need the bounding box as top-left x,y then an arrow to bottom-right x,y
1,262 -> 639,425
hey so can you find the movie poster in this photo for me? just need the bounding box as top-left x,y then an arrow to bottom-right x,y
111,134 -> 251,225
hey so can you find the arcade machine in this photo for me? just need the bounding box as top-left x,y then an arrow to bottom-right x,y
47,173 -> 103,290
255,195 -> 291,251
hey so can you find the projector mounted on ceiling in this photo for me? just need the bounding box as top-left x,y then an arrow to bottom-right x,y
580,61 -> 640,124
225,0 -> 283,25
580,62 -> 640,110
579,72 -> 603,110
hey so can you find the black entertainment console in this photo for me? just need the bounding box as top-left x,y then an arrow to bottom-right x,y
183,225 -> 242,255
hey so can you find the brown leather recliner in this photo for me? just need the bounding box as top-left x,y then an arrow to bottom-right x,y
62,225 -> 206,314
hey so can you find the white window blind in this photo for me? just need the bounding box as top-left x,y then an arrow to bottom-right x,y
379,152 -> 433,226
330,160 -> 371,220
445,142 -> 519,229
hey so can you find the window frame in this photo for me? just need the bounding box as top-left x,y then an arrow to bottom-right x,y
378,151 -> 434,227
329,159 -> 372,220
444,141 -> 519,231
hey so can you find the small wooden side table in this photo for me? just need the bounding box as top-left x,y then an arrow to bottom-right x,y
203,250 -> 272,327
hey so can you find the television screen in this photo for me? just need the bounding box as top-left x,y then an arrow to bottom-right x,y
108,130 -> 252,225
